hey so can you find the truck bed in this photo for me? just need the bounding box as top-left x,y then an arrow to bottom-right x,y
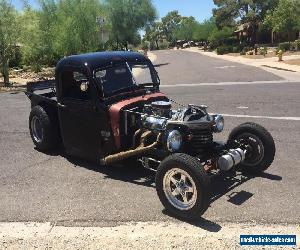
25,80 -> 58,107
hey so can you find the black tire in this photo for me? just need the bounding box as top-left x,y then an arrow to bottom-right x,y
29,105 -> 59,151
228,122 -> 275,174
155,153 -> 211,220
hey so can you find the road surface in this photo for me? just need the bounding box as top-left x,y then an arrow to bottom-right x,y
0,50 -> 299,228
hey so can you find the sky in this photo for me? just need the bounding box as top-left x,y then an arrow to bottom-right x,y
153,0 -> 215,22
12,0 -> 215,22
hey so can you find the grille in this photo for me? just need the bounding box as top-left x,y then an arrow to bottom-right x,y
188,129 -> 213,154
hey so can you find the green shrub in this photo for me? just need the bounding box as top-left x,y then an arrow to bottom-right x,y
290,40 -> 300,51
232,46 -> 239,53
240,46 -> 253,55
209,27 -> 235,46
158,40 -> 169,50
223,37 -> 239,46
290,42 -> 297,51
259,46 -> 268,57
244,46 -> 253,52
140,41 -> 150,50
216,46 -> 225,55
216,45 -> 233,55
295,40 -> 300,51
278,42 -> 290,52
127,44 -> 135,51
9,47 -> 22,68
208,40 -> 219,50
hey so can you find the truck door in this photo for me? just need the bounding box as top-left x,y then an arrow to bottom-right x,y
57,69 -> 108,162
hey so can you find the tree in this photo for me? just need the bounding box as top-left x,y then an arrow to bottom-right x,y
213,0 -> 279,44
20,7 -> 45,72
193,18 -> 217,41
161,10 -> 182,44
264,0 -> 300,42
0,0 -> 20,86
54,0 -> 104,56
208,26 -> 235,47
105,0 -> 156,49
38,0 -> 59,65
144,22 -> 164,49
174,16 -> 198,41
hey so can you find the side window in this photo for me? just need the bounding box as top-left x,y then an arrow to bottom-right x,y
61,70 -> 90,101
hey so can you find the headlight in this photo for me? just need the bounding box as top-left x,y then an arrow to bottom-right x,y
213,115 -> 224,133
166,130 -> 182,152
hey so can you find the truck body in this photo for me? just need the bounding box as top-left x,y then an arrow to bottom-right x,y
26,51 -> 276,219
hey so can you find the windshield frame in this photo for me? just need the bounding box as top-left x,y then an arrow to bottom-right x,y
93,60 -> 159,98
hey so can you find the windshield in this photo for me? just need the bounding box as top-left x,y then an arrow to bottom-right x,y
94,62 -> 158,97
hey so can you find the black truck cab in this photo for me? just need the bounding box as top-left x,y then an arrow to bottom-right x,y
26,51 -> 161,161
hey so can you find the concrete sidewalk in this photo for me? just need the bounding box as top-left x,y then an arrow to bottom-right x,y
0,221 -> 299,249
186,48 -> 300,82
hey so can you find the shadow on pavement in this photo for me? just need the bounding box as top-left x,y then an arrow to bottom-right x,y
210,170 -> 282,205
153,63 -> 170,68
41,149 -> 282,231
162,209 -> 222,232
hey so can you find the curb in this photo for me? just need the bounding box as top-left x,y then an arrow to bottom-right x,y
0,221 -> 299,249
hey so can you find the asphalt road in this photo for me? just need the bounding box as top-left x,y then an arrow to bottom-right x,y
0,50 -> 299,227
152,50 -> 282,84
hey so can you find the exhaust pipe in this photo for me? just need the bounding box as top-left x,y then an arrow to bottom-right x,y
218,148 -> 246,171
103,131 -> 162,165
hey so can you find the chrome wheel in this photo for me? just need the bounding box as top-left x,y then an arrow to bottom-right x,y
163,168 -> 197,211
31,116 -> 43,143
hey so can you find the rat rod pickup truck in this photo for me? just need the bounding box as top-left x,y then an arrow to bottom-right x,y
26,51 -> 275,219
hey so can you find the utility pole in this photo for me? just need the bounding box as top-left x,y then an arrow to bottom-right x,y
96,17 -> 105,51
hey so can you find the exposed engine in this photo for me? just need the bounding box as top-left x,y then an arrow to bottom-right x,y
107,98 -> 245,174
123,100 -> 224,157
141,101 -> 210,131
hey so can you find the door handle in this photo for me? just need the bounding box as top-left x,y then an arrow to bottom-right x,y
58,103 -> 66,108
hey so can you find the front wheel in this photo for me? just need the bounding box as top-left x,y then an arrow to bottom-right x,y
155,154 -> 211,220
228,122 -> 276,174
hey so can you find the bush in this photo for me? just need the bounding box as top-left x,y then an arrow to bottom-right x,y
259,47 -> 268,57
278,42 -> 290,52
209,27 -> 234,45
127,44 -> 136,51
240,50 -> 246,55
158,40 -> 169,50
208,40 -> 219,50
216,45 -> 233,55
290,42 -> 297,51
295,40 -> 300,51
240,46 -> 253,55
9,47 -> 22,68
232,46 -> 239,53
290,40 -> 300,51
140,41 -> 150,50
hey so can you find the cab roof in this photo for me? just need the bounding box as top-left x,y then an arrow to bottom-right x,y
56,51 -> 150,73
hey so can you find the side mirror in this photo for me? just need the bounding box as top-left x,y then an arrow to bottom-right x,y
80,81 -> 89,92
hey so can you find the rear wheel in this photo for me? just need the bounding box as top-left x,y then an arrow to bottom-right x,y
29,105 -> 59,151
228,122 -> 275,174
156,154 -> 211,219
